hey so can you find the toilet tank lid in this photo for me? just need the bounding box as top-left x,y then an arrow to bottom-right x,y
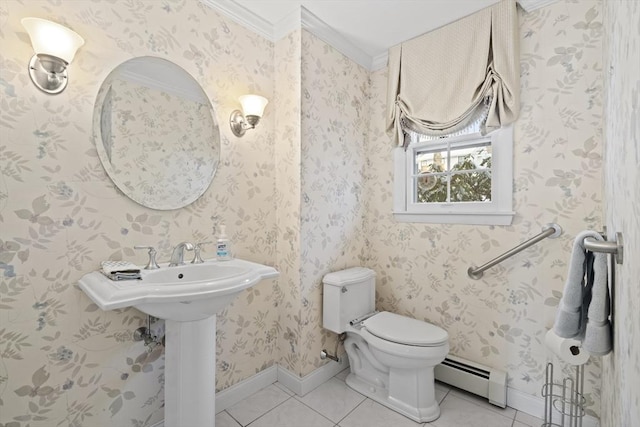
363,312 -> 448,346
323,267 -> 375,286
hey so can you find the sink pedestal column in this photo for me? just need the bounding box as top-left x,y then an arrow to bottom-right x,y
164,317 -> 216,427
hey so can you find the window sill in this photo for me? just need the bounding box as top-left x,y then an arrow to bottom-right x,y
392,211 -> 515,226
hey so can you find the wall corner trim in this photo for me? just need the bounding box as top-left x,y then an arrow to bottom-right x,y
276,356 -> 350,397
273,7 -> 302,40
299,7 -> 372,70
371,52 -> 389,71
200,0 -> 374,70
199,0 -> 274,40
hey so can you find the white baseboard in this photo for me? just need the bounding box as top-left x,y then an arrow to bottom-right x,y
507,387 -> 600,427
276,356 -> 350,396
150,363 -> 599,427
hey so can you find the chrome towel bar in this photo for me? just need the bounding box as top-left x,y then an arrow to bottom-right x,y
468,223 -> 563,280
584,232 -> 624,264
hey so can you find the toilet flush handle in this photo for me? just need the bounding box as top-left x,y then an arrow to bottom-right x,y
341,286 -> 347,293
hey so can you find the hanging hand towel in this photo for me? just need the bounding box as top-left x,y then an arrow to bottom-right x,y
553,230 -> 603,339
582,247 -> 612,356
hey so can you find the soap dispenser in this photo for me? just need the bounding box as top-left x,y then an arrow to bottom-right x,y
216,224 -> 232,261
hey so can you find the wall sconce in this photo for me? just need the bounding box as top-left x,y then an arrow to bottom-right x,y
21,17 -> 85,95
229,94 -> 268,137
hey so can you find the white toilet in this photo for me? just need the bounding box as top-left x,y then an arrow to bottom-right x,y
323,267 -> 449,422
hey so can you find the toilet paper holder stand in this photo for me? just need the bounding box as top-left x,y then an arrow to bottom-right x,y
541,362 -> 585,427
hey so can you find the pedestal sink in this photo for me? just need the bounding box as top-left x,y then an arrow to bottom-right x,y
78,258 -> 278,427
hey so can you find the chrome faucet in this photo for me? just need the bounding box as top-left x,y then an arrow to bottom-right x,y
168,242 -> 194,267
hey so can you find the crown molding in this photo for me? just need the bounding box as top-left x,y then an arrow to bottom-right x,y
371,52 -> 388,72
273,7 -> 302,40
201,0 -> 559,72
300,7 -> 372,70
200,0 -> 274,40
517,0 -> 560,13
201,0 -> 374,70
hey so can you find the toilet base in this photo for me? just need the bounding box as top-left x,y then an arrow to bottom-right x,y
345,372 -> 441,423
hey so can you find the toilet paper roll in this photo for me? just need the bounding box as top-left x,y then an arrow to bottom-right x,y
544,329 -> 590,366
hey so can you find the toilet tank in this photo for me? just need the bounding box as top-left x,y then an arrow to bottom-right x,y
323,267 -> 376,333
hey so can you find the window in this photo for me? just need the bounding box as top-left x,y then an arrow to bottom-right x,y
393,125 -> 514,225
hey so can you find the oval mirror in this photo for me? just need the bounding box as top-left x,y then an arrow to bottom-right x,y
93,57 -> 220,210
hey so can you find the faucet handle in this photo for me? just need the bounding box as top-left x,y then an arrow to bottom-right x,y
192,242 -> 212,264
134,246 -> 160,270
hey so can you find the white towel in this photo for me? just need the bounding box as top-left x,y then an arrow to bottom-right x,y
552,230 -> 611,357
101,261 -> 141,281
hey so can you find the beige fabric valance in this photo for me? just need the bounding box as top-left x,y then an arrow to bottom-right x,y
386,0 -> 520,147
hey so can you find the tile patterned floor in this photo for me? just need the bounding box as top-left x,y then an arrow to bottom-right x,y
216,369 -> 543,427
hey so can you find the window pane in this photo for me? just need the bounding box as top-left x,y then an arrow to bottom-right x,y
450,143 -> 491,171
450,171 -> 492,202
416,174 -> 447,203
415,149 -> 446,174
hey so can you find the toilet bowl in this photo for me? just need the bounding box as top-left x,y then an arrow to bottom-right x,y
322,268 -> 449,422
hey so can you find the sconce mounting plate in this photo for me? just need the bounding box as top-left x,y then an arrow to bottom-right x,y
230,109 -> 247,137
28,54 -> 68,95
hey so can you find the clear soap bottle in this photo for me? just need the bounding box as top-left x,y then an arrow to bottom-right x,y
216,224 -> 232,261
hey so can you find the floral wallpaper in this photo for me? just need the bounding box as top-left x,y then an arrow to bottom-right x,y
0,0 -> 277,425
274,26 -> 304,376
600,0 -> 640,425
365,0 -> 603,418
273,27 -> 370,377
0,0 -> 625,425
297,30 -> 369,376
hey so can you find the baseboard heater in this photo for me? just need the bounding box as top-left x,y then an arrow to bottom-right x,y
434,354 -> 507,408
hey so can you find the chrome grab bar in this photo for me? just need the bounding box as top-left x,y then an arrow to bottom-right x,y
468,223 -> 563,280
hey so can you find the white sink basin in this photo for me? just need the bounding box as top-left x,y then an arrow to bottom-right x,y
78,258 -> 278,321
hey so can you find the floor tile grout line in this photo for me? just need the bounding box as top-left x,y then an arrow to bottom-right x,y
223,409 -> 244,427
244,395 -> 294,427
438,388 -> 452,405
334,396 -> 370,426
230,376 -> 537,427
293,390 -> 359,426
313,376 -> 448,426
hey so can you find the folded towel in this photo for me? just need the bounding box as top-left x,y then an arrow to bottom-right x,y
101,261 -> 141,281
553,230 -> 603,339
583,247 -> 612,356
102,271 -> 142,281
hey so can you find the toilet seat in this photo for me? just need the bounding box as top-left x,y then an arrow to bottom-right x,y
362,311 -> 448,347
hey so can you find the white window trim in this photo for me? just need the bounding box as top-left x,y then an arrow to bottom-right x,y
393,125 -> 514,226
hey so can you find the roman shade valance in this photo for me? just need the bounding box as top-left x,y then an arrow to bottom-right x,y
386,0 -> 520,147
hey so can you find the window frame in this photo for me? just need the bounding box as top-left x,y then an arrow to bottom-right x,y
393,125 -> 514,225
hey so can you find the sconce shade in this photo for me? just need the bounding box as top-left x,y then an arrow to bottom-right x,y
230,94 -> 268,137
21,17 -> 85,95
239,94 -> 268,118
22,18 -> 85,64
